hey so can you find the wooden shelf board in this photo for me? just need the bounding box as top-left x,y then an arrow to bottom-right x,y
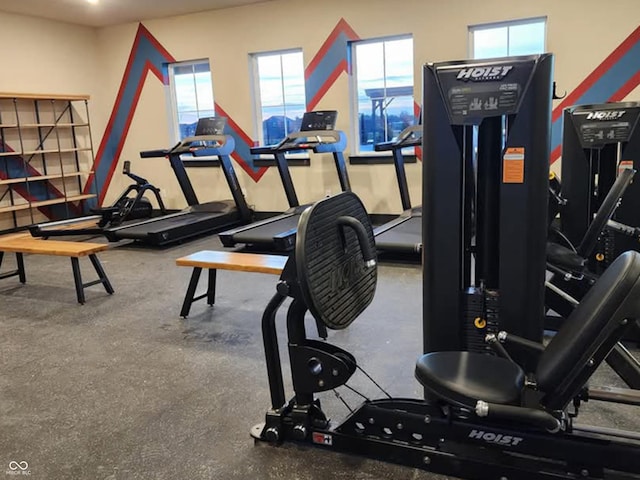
5,147 -> 93,156
12,123 -> 90,128
0,93 -> 90,101
0,171 -> 91,185
0,124 -> 18,128
66,194 -> 96,202
0,203 -> 31,213
0,193 -> 96,213
0,177 -> 26,185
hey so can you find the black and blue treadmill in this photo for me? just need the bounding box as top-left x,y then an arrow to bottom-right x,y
219,110 -> 349,252
30,117 -> 251,246
372,123 -> 423,254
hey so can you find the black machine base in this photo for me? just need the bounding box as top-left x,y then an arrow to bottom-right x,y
253,398 -> 640,480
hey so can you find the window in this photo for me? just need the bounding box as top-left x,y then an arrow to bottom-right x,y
251,50 -> 306,146
167,60 -> 215,142
470,17 -> 546,59
350,36 -> 415,154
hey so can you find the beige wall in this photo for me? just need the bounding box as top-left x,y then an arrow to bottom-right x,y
3,1 -> 640,214
0,11 -> 98,99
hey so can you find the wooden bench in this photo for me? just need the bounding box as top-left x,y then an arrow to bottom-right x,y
175,250 -> 288,318
0,235 -> 114,304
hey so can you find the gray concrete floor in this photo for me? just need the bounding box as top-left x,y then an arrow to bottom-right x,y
0,235 -> 638,480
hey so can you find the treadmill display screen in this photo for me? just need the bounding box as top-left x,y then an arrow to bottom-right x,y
300,111 -> 338,131
195,117 -> 227,136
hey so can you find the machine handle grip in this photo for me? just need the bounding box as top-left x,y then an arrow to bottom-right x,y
139,149 -> 169,158
337,216 -> 377,268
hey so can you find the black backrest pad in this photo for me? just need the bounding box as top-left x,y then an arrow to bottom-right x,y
296,192 -> 377,330
537,250 -> 640,391
576,167 -> 635,258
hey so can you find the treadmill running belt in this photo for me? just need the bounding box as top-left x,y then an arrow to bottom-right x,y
375,216 -> 422,253
230,214 -> 301,244
117,212 -> 222,236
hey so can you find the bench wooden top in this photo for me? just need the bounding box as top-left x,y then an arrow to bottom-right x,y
176,250 -> 288,274
0,236 -> 108,257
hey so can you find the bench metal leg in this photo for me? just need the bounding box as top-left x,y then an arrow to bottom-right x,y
88,254 -> 114,295
181,267 -> 203,318
71,254 -> 115,304
16,253 -> 26,283
0,252 -> 26,283
180,267 -> 217,318
70,257 -> 85,304
207,268 -> 217,306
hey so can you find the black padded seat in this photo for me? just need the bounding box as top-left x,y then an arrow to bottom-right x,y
547,242 -> 586,273
415,351 -> 525,407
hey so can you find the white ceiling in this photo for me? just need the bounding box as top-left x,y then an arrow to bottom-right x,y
0,0 -> 273,27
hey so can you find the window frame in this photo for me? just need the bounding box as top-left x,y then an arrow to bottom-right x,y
468,16 -> 547,59
250,48 -> 306,149
166,59 -> 215,144
349,34 -> 415,156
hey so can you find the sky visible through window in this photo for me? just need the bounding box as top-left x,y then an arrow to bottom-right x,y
353,37 -> 414,152
472,19 -> 546,59
171,61 -> 215,140
254,51 -> 305,145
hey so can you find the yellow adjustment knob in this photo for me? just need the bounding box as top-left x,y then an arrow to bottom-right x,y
474,317 -> 487,329
549,171 -> 556,180
596,253 -> 605,262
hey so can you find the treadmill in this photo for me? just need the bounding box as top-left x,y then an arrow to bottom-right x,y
219,110 -> 349,252
372,123 -> 423,254
109,118 -> 251,245
32,117 -> 251,246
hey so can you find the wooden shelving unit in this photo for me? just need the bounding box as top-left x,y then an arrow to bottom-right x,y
0,93 -> 98,232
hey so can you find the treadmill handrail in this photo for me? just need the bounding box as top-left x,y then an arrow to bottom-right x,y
374,125 -> 422,151
272,130 -> 343,150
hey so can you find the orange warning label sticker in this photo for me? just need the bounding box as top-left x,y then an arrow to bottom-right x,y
503,147 -> 525,184
619,160 -> 634,176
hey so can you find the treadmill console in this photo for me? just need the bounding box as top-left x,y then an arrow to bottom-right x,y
195,116 -> 227,136
271,111 -> 343,151
300,110 -> 338,131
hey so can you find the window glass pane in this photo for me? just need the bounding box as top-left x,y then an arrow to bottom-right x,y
283,104 -> 305,137
471,19 -> 546,60
508,22 -> 545,55
195,71 -> 214,112
473,26 -> 508,59
282,52 -> 305,107
254,50 -> 305,145
178,110 -> 200,138
384,38 -> 413,88
174,69 -> 197,113
353,38 -> 414,152
169,60 -> 214,141
257,55 -> 284,107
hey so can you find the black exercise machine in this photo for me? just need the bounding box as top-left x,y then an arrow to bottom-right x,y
545,167 -> 640,388
561,102 -> 640,271
219,111 -> 350,252
108,131 -> 251,246
30,117 -> 250,246
372,123 -> 423,255
422,55 -> 552,370
30,159 -> 167,238
253,191 -> 640,480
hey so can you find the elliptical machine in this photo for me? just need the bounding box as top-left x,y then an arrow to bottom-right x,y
29,160 -> 166,238
91,160 -> 166,228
